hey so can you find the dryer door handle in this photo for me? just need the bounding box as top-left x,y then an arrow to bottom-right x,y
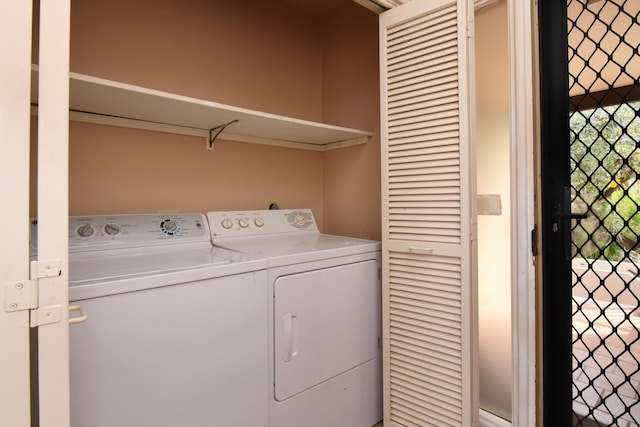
282,313 -> 298,362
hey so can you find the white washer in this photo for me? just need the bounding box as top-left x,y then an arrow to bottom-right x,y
32,213 -> 269,427
208,209 -> 383,427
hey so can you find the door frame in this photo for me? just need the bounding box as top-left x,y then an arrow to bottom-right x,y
376,0 -> 539,424
35,0 -> 72,424
2,0 -> 541,424
508,0 -> 537,425
0,1 -> 34,423
537,0 -> 573,423
1,1 -> 72,425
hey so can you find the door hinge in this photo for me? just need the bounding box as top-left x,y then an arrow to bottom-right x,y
470,217 -> 478,242
4,280 -> 38,312
467,13 -> 474,39
4,259 -> 63,327
532,225 -> 538,256
30,304 -> 62,327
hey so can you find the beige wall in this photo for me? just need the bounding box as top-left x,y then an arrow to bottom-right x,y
31,0 -> 381,239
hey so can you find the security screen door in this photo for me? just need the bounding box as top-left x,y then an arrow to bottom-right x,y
540,0 -> 640,425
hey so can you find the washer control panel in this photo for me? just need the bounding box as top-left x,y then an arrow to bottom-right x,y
208,209 -> 318,238
31,213 -> 210,252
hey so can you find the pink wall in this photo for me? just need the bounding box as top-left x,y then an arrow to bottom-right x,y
67,123 -> 323,215
321,2 -> 381,240
69,0 -> 324,120
31,0 -> 381,238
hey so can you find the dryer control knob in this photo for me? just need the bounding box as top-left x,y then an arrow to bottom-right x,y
76,223 -> 95,238
238,218 -> 249,228
104,222 -> 121,236
254,218 -> 264,227
221,218 -> 233,229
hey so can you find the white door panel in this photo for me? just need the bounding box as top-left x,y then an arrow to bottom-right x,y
274,260 -> 379,401
380,0 -> 478,425
0,1 -> 34,425
35,1 -> 72,425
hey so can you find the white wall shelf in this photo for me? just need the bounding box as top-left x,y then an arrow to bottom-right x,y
30,66 -> 372,151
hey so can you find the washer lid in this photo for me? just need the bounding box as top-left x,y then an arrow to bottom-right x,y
69,246 -> 230,285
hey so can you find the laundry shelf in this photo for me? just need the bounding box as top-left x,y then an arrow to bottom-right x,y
30,66 -> 372,151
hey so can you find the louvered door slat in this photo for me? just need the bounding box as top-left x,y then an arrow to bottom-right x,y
380,0 -> 477,425
390,401 -> 458,427
390,66 -> 458,95
390,165 -> 459,175
391,216 -> 461,227
389,91 -> 459,116
389,84 -> 458,106
391,161 -> 458,171
392,383 -> 462,419
391,322 -> 461,355
389,104 -> 458,126
392,359 -> 462,395
389,66 -> 457,86
390,112 -> 460,132
389,209 -> 460,217
387,5 -> 458,45
390,338 -> 461,374
390,160 -> 460,172
388,133 -> 460,149
391,292 -> 460,313
391,283 -> 461,303
391,195 -> 459,202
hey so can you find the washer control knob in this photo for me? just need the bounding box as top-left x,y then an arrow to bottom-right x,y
254,218 -> 264,227
238,218 -> 249,228
221,218 -> 233,229
103,222 -> 121,236
161,219 -> 181,236
76,223 -> 95,238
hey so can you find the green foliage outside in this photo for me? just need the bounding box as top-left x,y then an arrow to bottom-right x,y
570,101 -> 640,262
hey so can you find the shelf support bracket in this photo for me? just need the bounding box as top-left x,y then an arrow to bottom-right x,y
208,119 -> 239,150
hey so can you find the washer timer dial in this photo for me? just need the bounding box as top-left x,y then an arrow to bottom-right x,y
160,219 -> 181,236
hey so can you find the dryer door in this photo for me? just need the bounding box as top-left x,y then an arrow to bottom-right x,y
274,260 -> 380,401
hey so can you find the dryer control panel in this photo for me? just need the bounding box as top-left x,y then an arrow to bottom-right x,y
208,209 -> 319,238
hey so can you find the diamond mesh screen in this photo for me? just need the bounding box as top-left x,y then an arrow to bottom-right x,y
568,0 -> 640,425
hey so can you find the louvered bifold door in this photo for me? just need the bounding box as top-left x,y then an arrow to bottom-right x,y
379,0 -> 478,426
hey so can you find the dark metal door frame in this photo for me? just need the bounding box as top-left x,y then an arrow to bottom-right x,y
539,0 -> 573,424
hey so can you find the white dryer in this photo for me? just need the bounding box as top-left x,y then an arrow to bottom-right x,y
32,213 -> 269,427
208,209 -> 382,427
